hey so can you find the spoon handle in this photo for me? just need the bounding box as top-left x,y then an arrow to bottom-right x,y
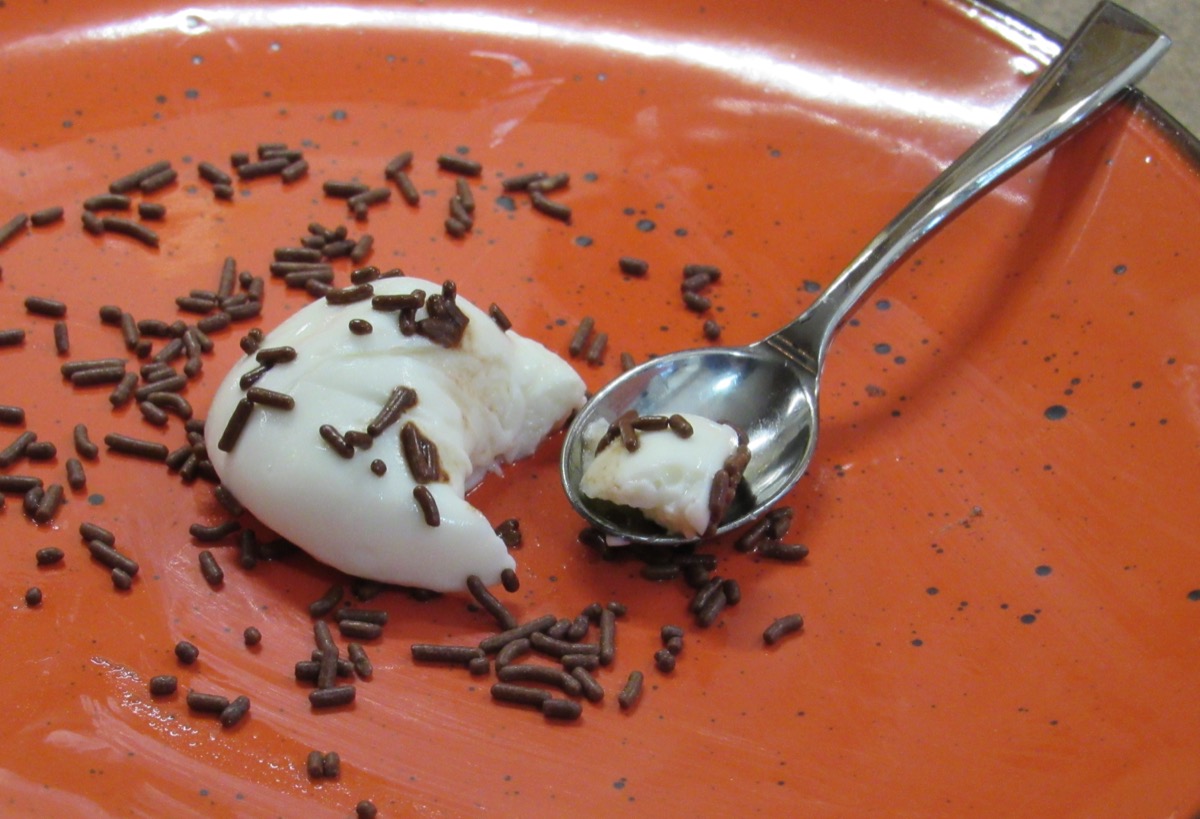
764,1 -> 1169,371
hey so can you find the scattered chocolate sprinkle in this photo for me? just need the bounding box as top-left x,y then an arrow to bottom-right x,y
735,520 -> 769,553
640,563 -> 681,582
598,608 -> 617,666
238,365 -> 268,390
501,171 -> 548,191
68,364 -> 127,388
81,210 -> 104,235
281,159 -> 309,183
338,620 -> 383,640
189,520 -> 241,542
436,154 -> 482,176
33,483 -> 64,523
495,638 -> 531,671
449,195 -> 473,229
0,431 -> 36,468
187,690 -> 230,714
0,213 -> 28,249
138,202 -> 166,220
174,641 -> 200,665
323,180 -> 369,199
36,546 -> 65,566
668,414 -> 694,438
348,643 -> 373,679
478,304 -> 513,335
219,695 -> 252,727
529,190 -> 571,223
30,206 -> 64,227
763,613 -> 804,645
703,319 -> 722,340
217,399 -> 254,452
319,424 -> 355,458
541,697 -> 583,721
400,421 -> 444,483
23,486 -> 43,518
767,506 -> 793,540
305,750 -> 325,778
109,160 -> 172,194
654,649 -> 676,673
443,217 -> 467,238
149,675 -> 178,696
695,586 -> 727,627
568,317 -> 594,357
246,386 -> 295,410
198,550 -> 224,586
617,670 -> 644,709
83,194 -> 132,212
255,345 -> 296,365
495,518 -> 522,548
146,391 -> 193,420
466,574 -> 518,630
138,400 -> 169,427
384,151 -> 414,178
103,433 -> 169,461
490,683 -> 551,710
79,521 -> 114,546
391,171 -> 420,205
682,291 -> 711,313
198,161 -> 232,186
52,320 -> 70,354
237,157 -> 290,179
325,283 -> 375,305
411,644 -> 483,665
0,475 -> 43,494
99,216 -> 159,247
500,568 -> 520,593
24,296 -> 67,318
0,405 -> 24,425
196,312 -> 231,333
571,667 -> 605,702
138,167 -> 177,194
759,542 -> 809,561
531,631 -> 599,660
721,578 -> 742,605
335,608 -> 388,626
478,614 -> 558,654
308,583 -> 344,618
350,234 -> 374,263
369,459 -> 386,476
347,187 -> 390,212
243,627 -> 262,647
618,257 -> 648,276
584,331 -> 608,365
413,485 -> 440,526
24,441 -> 55,461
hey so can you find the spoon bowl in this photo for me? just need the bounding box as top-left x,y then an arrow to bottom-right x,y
561,1 -> 1169,545
561,346 -> 816,544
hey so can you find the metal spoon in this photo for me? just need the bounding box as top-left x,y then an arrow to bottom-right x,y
561,1 -> 1169,545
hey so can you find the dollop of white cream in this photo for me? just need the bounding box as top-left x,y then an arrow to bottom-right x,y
205,277 -> 585,592
579,414 -> 739,538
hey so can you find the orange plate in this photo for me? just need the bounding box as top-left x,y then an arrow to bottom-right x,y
2,1 -> 1199,816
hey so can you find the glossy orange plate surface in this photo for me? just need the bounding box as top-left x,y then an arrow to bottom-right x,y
2,1 -> 1199,816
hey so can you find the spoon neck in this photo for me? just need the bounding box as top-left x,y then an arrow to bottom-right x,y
764,1 -> 1167,369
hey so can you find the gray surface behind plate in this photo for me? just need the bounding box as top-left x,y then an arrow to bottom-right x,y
1003,0 -> 1198,136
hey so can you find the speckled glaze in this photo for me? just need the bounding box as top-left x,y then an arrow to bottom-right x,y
2,1 -> 1198,816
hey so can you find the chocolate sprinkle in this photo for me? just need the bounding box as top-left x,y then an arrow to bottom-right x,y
413,485 -> 440,526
